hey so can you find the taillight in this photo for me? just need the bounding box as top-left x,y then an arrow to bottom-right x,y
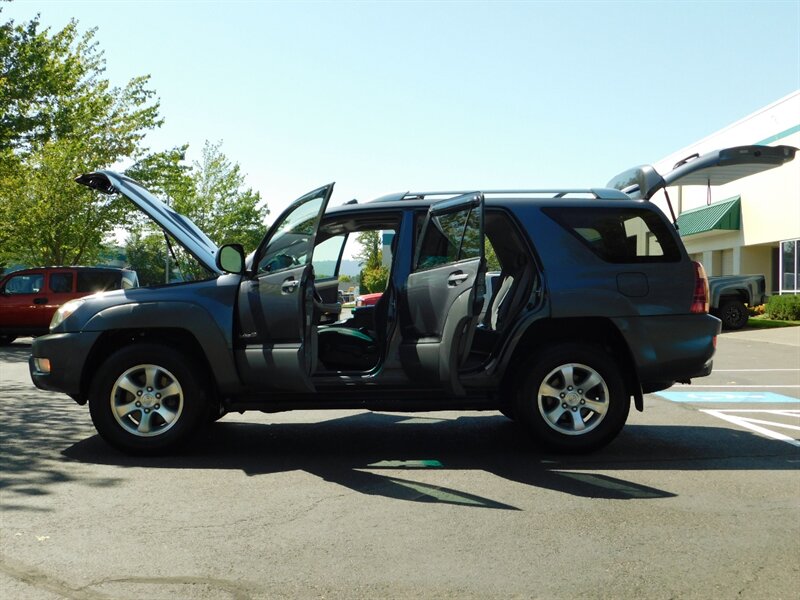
691,261 -> 709,314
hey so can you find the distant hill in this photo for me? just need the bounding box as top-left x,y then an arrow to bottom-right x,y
313,259 -> 361,279
339,259 -> 361,277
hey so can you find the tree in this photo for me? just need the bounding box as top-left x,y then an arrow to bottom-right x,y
2,136 -> 131,265
355,230 -> 389,293
124,229 -> 168,287
124,141 -> 268,282
0,13 -> 162,266
178,140 -> 266,252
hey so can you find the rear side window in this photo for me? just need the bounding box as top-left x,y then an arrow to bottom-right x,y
49,272 -> 74,293
543,207 -> 681,263
77,271 -> 121,292
416,205 -> 481,271
121,272 -> 139,289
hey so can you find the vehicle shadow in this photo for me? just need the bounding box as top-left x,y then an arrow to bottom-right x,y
0,382 -> 123,512
58,412 -> 799,509
0,339 -> 32,364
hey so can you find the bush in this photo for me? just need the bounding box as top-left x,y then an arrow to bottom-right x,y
765,295 -> 800,320
360,266 -> 389,294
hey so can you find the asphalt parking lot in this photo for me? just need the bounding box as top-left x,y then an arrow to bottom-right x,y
1,328 -> 798,599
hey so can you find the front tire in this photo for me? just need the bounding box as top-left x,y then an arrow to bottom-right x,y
88,344 -> 208,455
513,343 -> 629,453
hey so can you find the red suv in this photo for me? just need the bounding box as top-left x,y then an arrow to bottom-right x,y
0,266 -> 138,344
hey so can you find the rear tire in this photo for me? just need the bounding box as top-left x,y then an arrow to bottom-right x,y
717,299 -> 748,330
88,344 -> 208,455
513,343 -> 629,453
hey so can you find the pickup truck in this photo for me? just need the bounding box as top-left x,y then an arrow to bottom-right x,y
708,274 -> 766,329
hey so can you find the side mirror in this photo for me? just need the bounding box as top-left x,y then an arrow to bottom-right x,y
215,244 -> 245,274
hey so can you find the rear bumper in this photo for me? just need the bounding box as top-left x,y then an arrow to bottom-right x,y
29,331 -> 100,401
614,314 -> 721,389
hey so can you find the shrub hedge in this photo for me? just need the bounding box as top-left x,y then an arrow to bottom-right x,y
765,294 -> 800,320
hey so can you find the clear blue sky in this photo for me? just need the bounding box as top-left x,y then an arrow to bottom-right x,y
5,0 -> 800,216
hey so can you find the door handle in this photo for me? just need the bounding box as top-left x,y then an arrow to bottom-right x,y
281,278 -> 299,294
33,297 -> 48,305
447,271 -> 470,287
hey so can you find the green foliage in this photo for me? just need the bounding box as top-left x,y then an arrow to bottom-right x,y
355,230 -> 382,269
0,13 -> 162,266
360,266 -> 388,294
125,229 -> 168,286
182,140 -> 266,252
765,294 -> 800,321
338,274 -> 353,283
2,136 -> 130,265
355,230 -> 388,293
124,141 -> 268,282
485,237 -> 500,271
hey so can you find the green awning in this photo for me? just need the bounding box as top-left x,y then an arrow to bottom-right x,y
676,196 -> 741,237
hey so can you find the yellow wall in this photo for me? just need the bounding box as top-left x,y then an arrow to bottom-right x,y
647,91 -> 799,285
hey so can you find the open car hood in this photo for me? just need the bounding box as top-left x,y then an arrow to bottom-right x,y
607,145 -> 797,200
75,170 -> 222,275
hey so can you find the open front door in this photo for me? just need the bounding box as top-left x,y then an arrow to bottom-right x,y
400,193 -> 485,396
236,184 -> 333,392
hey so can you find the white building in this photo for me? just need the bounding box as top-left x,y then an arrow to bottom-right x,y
649,91 -> 800,295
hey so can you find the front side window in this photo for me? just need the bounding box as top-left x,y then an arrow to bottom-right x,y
3,274 -> 44,295
312,234 -> 347,280
544,207 -> 681,263
257,191 -> 326,274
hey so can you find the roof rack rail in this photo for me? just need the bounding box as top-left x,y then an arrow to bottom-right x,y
369,188 -> 630,203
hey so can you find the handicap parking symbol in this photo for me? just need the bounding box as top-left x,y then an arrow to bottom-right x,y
656,391 -> 800,403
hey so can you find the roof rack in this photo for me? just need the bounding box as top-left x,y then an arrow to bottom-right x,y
369,188 -> 631,203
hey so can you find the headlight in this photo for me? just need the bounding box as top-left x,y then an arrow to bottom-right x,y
50,298 -> 86,330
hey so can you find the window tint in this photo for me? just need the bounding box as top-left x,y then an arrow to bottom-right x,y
416,206 -> 481,271
121,272 -> 139,289
76,271 -> 122,292
49,272 -> 74,293
258,193 -> 324,274
543,207 -> 681,263
3,274 -> 44,294
312,234 -> 346,280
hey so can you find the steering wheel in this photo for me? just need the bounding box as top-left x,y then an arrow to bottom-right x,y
262,253 -> 300,273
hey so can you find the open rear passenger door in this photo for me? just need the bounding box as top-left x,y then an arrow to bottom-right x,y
401,193 -> 485,396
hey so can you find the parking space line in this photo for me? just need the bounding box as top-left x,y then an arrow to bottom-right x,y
714,369 -> 799,372
675,385 -> 800,388
701,409 -> 800,447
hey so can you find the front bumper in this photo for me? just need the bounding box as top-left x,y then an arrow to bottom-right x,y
29,331 -> 101,402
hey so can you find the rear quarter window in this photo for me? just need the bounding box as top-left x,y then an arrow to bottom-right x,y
77,271 -> 122,292
543,207 -> 681,263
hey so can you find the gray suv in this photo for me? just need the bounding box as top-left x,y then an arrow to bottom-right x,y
29,145 -> 797,454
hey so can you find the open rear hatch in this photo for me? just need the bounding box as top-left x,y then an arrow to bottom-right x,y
608,145 -> 797,201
